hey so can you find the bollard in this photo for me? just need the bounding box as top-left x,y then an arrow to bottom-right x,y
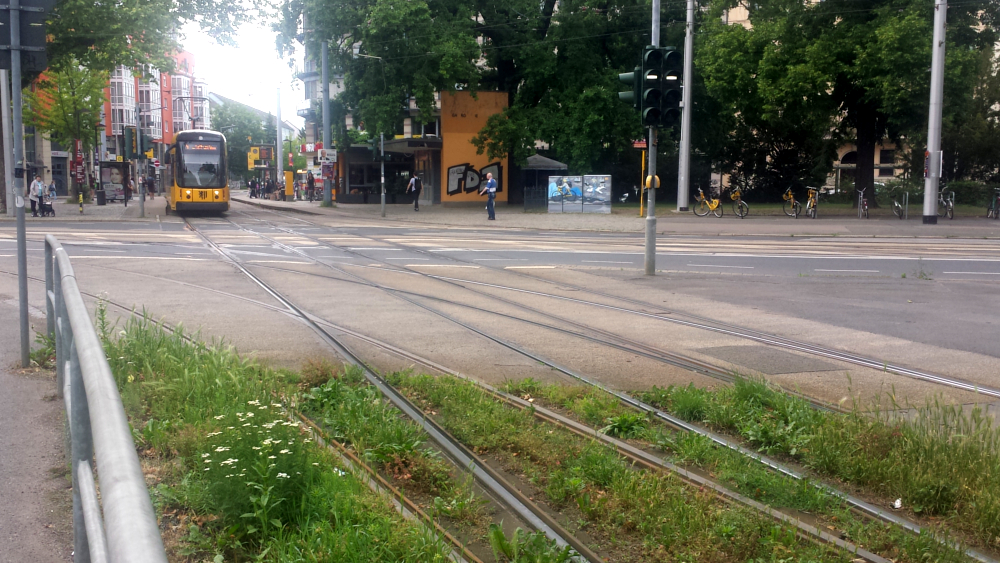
79,192 -> 83,214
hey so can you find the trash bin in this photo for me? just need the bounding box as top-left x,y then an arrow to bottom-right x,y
95,190 -> 107,206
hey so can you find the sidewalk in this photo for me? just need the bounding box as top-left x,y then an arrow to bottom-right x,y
0,300 -> 72,562
232,193 -> 1000,239
1,195 -> 163,222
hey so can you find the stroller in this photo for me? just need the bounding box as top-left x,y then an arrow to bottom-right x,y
38,193 -> 56,217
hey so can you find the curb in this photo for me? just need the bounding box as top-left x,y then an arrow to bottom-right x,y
232,197 -> 324,216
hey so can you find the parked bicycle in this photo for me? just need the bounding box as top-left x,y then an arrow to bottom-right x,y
782,187 -> 801,218
804,187 -> 819,219
986,188 -> 1000,220
693,187 -> 724,217
937,187 -> 954,220
892,192 -> 905,219
857,188 -> 869,219
730,186 -> 749,218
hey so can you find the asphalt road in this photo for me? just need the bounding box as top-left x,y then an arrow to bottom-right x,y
2,203 -> 998,411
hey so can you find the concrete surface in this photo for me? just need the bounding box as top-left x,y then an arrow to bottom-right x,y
0,299 -> 72,562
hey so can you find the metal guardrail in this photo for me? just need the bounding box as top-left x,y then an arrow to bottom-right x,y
44,235 -> 167,563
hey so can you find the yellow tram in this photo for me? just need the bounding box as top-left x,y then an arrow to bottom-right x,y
164,130 -> 229,214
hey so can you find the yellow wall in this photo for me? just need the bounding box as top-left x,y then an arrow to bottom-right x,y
440,91 -> 508,203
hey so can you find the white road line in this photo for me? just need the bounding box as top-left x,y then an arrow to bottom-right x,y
506,265 -> 556,269
582,260 -> 634,264
348,247 -> 405,251
69,249 -> 127,253
686,264 -> 754,269
245,260 -> 312,264
815,269 -> 880,273
68,256 -> 210,261
473,258 -> 527,261
942,271 -> 1000,275
406,264 -> 480,268
386,257 -> 428,260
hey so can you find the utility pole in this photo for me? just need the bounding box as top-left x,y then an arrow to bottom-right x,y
277,87 -> 283,196
644,0 -> 660,276
380,132 -> 385,217
322,40 -> 332,206
136,104 -> 144,218
10,0 -> 30,366
922,0 -> 947,224
676,0 -> 695,212
2,70 -> 12,218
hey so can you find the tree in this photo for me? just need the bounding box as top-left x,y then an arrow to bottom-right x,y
210,103 -> 266,182
24,62 -> 109,197
697,0 -> 997,202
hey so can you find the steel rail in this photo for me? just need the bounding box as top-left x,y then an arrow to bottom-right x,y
44,234 -> 168,563
184,218 -> 601,563
209,213 -> 997,563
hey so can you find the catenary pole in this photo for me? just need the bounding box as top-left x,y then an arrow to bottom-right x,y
277,87 -> 283,194
322,41 -> 332,206
2,70 -> 13,218
922,0 -> 947,224
644,0 -> 660,276
12,0 -> 30,366
137,103 -> 144,218
676,0 -> 694,212
380,132 -> 385,217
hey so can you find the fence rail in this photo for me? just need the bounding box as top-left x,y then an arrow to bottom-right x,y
45,234 -> 167,563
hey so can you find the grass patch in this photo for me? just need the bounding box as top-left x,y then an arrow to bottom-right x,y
101,310 -> 453,562
502,378 -> 977,562
393,372 -> 855,562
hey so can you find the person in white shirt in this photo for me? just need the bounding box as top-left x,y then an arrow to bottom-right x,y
28,175 -> 45,217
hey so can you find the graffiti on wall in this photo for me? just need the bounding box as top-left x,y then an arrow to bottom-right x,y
446,162 -> 503,196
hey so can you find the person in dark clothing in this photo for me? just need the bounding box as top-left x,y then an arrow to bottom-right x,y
307,172 -> 316,201
265,177 -> 276,199
406,173 -> 422,211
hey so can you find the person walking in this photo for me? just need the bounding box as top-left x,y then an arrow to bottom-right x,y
29,175 -> 44,217
406,172 -> 422,211
479,172 -> 497,220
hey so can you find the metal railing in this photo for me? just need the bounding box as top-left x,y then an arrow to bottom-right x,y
44,235 -> 168,563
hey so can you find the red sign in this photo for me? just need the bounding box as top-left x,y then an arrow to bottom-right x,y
633,140 -> 647,149
299,142 -> 323,153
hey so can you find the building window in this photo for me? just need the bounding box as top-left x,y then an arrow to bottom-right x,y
879,149 -> 895,177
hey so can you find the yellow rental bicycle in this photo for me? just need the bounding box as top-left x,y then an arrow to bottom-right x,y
804,187 -> 818,219
694,187 -> 724,217
730,186 -> 749,218
782,187 -> 802,218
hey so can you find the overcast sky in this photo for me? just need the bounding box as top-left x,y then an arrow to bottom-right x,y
179,21 -> 305,129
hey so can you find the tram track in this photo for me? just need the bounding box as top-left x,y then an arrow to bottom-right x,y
193,212 -> 998,563
231,204 -> 1000,401
180,217 -> 903,563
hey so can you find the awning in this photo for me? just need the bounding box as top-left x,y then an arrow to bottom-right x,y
523,154 -> 568,170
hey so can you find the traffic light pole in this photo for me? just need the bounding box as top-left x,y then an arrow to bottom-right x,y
136,104 -> 144,218
922,0 -> 947,224
644,0 -> 660,276
676,0 -> 694,212
11,0 -> 30,366
322,41 -> 333,206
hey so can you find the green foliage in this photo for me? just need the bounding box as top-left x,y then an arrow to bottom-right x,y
29,330 -> 55,369
210,103 -> 267,182
487,525 -> 576,563
102,316 -> 452,561
599,412 -> 647,439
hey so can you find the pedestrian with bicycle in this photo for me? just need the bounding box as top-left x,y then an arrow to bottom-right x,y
479,172 -> 497,220
406,172 -> 422,211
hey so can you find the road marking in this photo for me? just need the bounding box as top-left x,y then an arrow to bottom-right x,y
70,249 -> 127,253
386,257 -> 428,260
348,247 -> 405,251
406,264 -> 480,268
506,265 -> 556,269
942,271 -> 1000,275
473,258 -> 527,261
815,269 -> 879,273
245,260 -> 312,264
686,264 -> 754,269
69,256 -> 210,261
582,260 -> 634,264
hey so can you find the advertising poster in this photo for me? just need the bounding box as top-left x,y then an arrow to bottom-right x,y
547,176 -> 583,213
100,162 -> 129,201
582,175 -> 612,213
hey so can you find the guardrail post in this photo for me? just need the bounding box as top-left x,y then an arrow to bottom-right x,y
45,241 -> 54,339
55,259 -> 65,398
69,337 -> 94,563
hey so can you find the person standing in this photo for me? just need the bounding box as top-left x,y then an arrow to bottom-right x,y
306,172 -> 316,202
29,175 -> 44,217
478,172 -> 497,220
406,172 -> 422,211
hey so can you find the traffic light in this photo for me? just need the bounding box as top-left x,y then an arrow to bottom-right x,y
123,127 -> 135,159
660,48 -> 683,128
618,66 -> 640,110
141,134 -> 154,158
640,46 -> 664,126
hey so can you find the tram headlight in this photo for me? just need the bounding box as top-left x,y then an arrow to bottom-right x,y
214,190 -> 220,199
185,190 -> 192,199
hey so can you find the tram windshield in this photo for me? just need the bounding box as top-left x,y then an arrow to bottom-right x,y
178,141 -> 225,188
